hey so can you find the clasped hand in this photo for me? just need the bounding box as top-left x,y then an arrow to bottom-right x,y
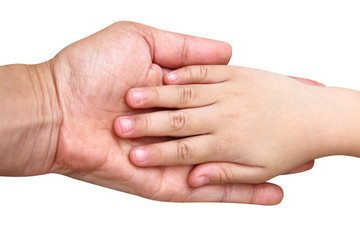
4,21 -> 337,205
115,66 -> 327,187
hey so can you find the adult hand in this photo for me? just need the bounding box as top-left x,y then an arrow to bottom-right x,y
41,21 -> 287,204
4,22 -> 318,204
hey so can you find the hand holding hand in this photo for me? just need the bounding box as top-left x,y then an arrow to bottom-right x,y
48,22 -> 285,204
115,65 -> 338,187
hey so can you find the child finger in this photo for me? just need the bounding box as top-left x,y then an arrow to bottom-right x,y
187,182 -> 283,205
289,76 -> 325,86
163,65 -> 233,85
284,160 -> 315,174
188,162 -> 268,187
129,135 -> 219,167
126,84 -> 218,109
114,108 -> 213,138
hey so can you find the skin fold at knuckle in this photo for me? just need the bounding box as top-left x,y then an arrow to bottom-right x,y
177,86 -> 196,106
197,65 -> 208,81
176,141 -> 195,163
180,36 -> 189,65
168,111 -> 188,131
182,66 -> 194,80
184,65 -> 208,81
217,166 -> 236,184
150,87 -> 161,105
133,114 -> 150,133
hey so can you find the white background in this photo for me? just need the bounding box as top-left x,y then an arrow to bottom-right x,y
1,0 -> 360,239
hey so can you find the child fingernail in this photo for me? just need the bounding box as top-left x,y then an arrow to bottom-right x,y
193,176 -> 209,187
131,89 -> 145,105
118,117 -> 133,133
132,148 -> 148,165
166,72 -> 179,83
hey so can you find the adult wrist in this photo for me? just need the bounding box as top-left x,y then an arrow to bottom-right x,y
0,62 -> 63,176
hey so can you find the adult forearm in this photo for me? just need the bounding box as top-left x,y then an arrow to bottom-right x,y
0,62 -> 62,176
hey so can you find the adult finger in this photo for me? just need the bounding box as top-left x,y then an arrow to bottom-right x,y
149,26 -> 232,68
115,21 -> 232,68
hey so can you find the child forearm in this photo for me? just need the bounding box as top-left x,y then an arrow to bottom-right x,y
324,87 -> 360,158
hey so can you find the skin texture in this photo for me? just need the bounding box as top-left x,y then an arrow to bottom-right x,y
45,22 -> 287,204
115,65 -> 360,187
1,22 -> 325,204
0,63 -> 61,176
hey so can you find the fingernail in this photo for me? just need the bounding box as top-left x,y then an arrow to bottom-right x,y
132,148 -> 148,165
118,117 -> 133,133
166,72 -> 179,83
131,89 -> 145,105
193,176 -> 209,187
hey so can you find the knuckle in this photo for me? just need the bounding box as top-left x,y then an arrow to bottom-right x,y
112,21 -> 138,31
177,86 -> 196,105
135,114 -> 151,131
197,65 -> 209,81
183,65 -> 209,81
168,111 -> 188,131
151,145 -> 163,164
221,184 -> 234,202
216,137 -> 232,154
180,36 -> 189,64
150,87 -> 161,104
218,167 -> 236,184
176,140 -> 195,162
183,66 -> 193,79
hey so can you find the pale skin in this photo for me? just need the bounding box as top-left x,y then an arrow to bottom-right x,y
115,65 -> 360,187
1,21 -> 312,205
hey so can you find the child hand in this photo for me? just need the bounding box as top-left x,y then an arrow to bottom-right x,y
114,65 -> 348,186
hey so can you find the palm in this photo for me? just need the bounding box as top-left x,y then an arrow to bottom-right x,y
50,23 -> 187,200
49,22 -> 284,204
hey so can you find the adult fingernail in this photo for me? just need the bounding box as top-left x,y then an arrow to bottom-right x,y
193,176 -> 209,187
166,72 -> 179,83
132,148 -> 148,165
131,89 -> 145,105
118,117 -> 133,133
